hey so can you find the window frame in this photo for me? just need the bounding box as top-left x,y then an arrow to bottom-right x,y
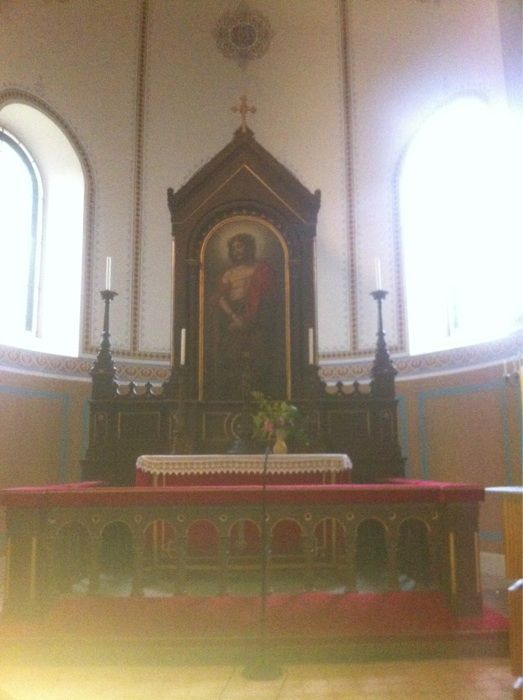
400,96 -> 522,355
0,127 -> 42,335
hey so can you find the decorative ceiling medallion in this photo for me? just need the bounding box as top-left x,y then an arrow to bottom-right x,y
213,1 -> 274,68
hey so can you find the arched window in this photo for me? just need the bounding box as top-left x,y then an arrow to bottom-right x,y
400,97 -> 522,355
0,128 -> 41,335
0,102 -> 85,356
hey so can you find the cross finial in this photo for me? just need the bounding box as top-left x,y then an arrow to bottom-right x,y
231,95 -> 256,133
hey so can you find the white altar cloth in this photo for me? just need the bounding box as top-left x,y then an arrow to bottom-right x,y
136,453 -> 352,478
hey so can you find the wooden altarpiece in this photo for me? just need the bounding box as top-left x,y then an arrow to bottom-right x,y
83,127 -> 404,485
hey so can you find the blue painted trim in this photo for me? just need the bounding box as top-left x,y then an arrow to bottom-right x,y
0,384 -> 70,482
417,379 -> 512,482
479,530 -> 503,543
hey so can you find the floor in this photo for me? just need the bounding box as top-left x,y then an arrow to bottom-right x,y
0,558 -> 514,699
0,657 -> 513,699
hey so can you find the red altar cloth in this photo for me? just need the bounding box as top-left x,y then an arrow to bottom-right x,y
0,481 -> 484,509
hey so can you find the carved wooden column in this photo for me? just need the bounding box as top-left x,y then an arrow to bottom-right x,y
343,526 -> 357,591
442,502 -> 482,616
2,510 -> 41,619
302,525 -> 315,591
131,528 -> 145,597
386,526 -> 400,590
219,529 -> 231,595
174,530 -> 188,595
88,534 -> 102,596
427,525 -> 440,590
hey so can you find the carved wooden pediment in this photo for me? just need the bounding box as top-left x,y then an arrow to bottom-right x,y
168,127 -> 321,237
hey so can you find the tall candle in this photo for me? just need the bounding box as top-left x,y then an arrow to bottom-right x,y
105,256 -> 112,290
374,257 -> 382,290
308,327 -> 314,365
180,328 -> 186,366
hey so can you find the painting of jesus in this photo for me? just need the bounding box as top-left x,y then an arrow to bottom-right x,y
202,219 -> 288,401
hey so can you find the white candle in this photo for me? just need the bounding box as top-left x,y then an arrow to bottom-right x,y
105,256 -> 112,290
503,360 -> 508,376
374,257 -> 382,290
180,328 -> 186,366
308,327 -> 314,365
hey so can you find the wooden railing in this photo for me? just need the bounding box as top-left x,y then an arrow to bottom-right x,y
0,481 -> 484,620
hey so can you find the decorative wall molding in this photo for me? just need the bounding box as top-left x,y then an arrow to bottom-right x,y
336,1 -> 406,361
213,1 -> 274,68
1,329 -> 520,384
339,0 -> 357,352
84,0 -> 170,362
320,330 -> 523,383
130,0 -> 149,355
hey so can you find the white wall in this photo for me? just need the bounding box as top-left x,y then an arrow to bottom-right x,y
0,0 -> 518,381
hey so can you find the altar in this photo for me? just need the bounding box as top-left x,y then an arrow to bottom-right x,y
0,479 -> 484,618
135,453 -> 351,561
71,114 -> 484,625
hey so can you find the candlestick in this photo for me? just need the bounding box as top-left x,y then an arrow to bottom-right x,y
374,258 -> 382,290
180,328 -> 186,366
370,289 -> 396,398
308,328 -> 314,365
105,256 -> 112,291
90,288 -> 118,399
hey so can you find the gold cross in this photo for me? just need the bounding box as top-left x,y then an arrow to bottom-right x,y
231,95 -> 256,132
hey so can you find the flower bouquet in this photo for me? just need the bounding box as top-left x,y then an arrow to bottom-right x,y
251,391 -> 300,453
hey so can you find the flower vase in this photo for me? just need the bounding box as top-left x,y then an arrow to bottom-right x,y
273,428 -> 288,454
